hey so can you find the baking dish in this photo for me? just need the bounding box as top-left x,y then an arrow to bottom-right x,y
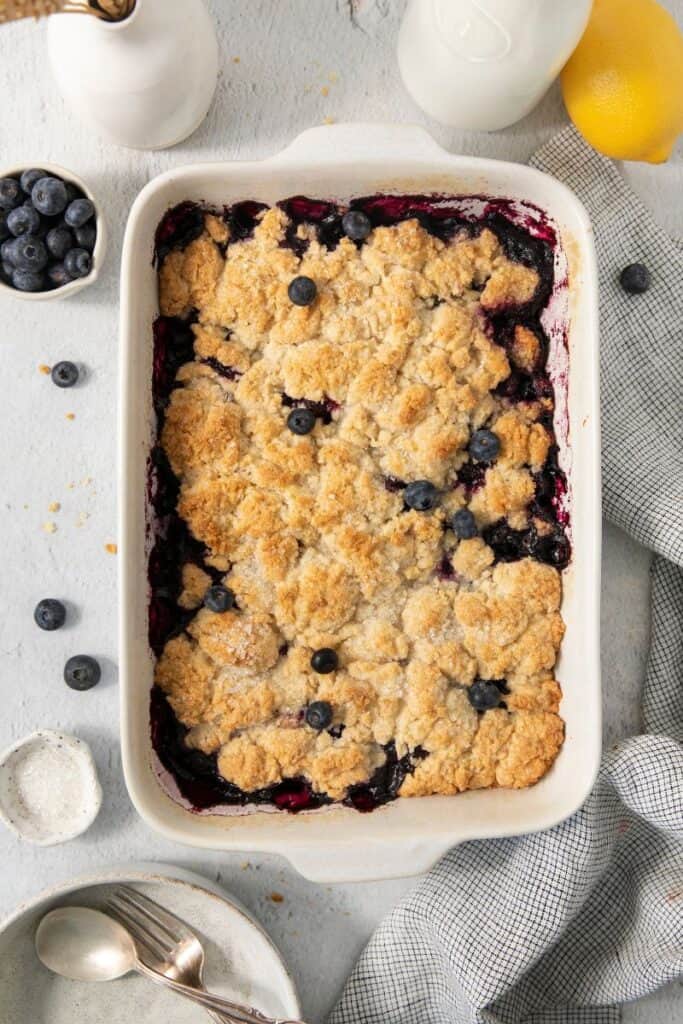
119,123 -> 601,883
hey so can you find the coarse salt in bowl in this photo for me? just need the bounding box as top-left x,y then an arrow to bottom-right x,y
0,730 -> 102,846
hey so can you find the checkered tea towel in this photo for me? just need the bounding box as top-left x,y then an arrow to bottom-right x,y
330,127 -> 683,1024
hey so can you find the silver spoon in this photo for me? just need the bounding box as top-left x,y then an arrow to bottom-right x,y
35,906 -> 274,1019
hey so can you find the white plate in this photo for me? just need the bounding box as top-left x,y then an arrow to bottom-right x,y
0,863 -> 301,1023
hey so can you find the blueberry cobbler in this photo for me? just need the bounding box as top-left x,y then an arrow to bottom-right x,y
149,194 -> 569,813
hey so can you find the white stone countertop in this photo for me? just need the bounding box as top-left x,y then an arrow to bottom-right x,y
0,1 -> 681,1021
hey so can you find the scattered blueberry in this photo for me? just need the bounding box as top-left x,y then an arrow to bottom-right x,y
64,198 -> 95,228
404,480 -> 439,512
0,178 -> 22,211
288,275 -> 317,306
46,226 -> 74,260
12,269 -> 44,292
7,204 -> 41,237
19,168 -> 46,195
305,700 -> 333,730
1,261 -> 12,282
51,360 -> 79,388
468,679 -> 503,711
31,176 -> 68,217
287,407 -> 317,435
310,648 -> 338,674
204,584 -> 235,613
74,223 -> 96,251
11,235 -> 48,272
34,598 -> 66,631
469,428 -> 500,462
0,214 -> 10,243
47,263 -> 72,289
452,508 -> 478,539
64,654 -> 101,691
341,209 -> 372,242
619,263 -> 651,294
64,247 -> 92,279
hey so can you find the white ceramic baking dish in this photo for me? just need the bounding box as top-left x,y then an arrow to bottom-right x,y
119,123 -> 601,883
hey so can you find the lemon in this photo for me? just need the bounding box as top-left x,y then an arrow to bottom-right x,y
561,0 -> 683,163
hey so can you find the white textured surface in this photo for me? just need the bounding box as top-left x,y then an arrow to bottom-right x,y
0,1 -> 681,1021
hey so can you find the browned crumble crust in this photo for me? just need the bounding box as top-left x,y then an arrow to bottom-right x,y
155,208 -> 565,801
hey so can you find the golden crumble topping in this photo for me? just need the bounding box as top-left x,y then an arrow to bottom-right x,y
153,201 -> 567,807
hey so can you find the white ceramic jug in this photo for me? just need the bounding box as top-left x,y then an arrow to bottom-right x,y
397,0 -> 592,131
47,0 -> 218,150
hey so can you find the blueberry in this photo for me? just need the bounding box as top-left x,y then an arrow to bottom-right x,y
310,648 -> 338,674
1,238 -> 16,265
288,275 -> 317,306
46,226 -> 74,260
74,223 -> 96,251
12,269 -> 44,292
64,655 -> 101,691
341,209 -> 372,242
305,700 -> 333,731
204,584 -> 235,613
287,407 -> 316,435
47,263 -> 72,289
7,204 -> 41,237
51,360 -> 79,388
0,178 -> 22,211
1,261 -> 13,282
31,176 -> 68,217
452,508 -> 478,539
468,679 -> 503,711
469,428 -> 500,462
34,598 -> 66,631
19,168 -> 47,195
619,263 -> 651,294
64,198 -> 95,228
64,247 -> 92,279
11,235 -> 48,272
404,480 -> 439,512
0,214 -> 10,243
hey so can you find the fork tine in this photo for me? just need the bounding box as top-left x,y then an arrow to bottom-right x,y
116,885 -> 188,945
106,900 -> 168,964
112,889 -> 179,946
106,894 -> 172,962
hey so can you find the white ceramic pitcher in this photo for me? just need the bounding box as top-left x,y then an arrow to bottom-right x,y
398,0 -> 593,131
47,0 -> 218,150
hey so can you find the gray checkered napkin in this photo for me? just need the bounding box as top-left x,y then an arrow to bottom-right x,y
330,127 -> 683,1024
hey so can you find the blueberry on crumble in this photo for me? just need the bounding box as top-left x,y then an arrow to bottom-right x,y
404,480 -> 439,512
287,407 -> 316,435
311,648 -> 338,674
288,275 -> 317,306
451,508 -> 478,540
203,585 -> 235,613
305,701 -> 334,731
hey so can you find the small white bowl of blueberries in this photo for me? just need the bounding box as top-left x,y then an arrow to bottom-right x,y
0,163 -> 105,300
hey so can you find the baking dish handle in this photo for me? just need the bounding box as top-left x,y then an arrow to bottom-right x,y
283,839 -> 455,884
268,122 -> 449,166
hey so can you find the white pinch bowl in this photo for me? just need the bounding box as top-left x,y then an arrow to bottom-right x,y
0,729 -> 102,846
0,162 -> 106,301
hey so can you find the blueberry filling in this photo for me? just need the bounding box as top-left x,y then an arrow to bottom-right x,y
282,393 -> 339,425
154,201 -> 205,266
200,356 -> 242,381
149,192 -> 570,813
384,475 -> 407,493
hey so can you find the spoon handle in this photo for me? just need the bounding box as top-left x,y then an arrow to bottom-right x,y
135,959 -> 307,1024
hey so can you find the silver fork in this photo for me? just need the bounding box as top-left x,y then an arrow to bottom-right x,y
106,886 -> 306,1024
